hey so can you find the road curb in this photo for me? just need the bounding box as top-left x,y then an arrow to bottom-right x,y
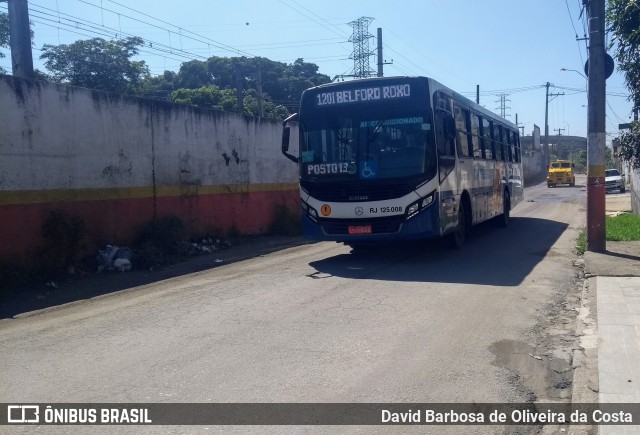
568,275 -> 599,435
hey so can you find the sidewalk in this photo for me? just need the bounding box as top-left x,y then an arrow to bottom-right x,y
582,192 -> 640,434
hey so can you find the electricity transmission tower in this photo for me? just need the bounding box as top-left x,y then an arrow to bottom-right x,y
348,17 -> 375,78
495,94 -> 511,118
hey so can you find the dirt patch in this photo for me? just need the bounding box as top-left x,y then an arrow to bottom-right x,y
489,265 -> 583,403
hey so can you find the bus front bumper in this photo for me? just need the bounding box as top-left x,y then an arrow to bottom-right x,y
301,202 -> 440,243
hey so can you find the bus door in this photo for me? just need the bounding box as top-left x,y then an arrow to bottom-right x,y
434,93 -> 457,234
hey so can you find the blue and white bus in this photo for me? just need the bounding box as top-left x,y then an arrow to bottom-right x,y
281,76 -> 523,249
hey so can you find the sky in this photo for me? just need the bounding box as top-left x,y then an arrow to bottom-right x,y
1,0 -> 635,145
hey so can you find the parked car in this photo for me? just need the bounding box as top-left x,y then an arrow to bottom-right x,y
605,168 -> 625,193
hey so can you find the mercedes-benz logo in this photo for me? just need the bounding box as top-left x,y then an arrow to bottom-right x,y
355,206 -> 364,216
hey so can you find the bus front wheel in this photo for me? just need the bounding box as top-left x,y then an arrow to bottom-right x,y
450,201 -> 467,249
496,191 -> 510,227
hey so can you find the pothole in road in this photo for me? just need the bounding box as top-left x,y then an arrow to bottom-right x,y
489,339 -> 573,402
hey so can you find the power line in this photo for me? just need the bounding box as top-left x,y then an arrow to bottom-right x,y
278,0 -> 348,39
99,0 -> 254,57
565,0 -> 586,65
29,10 -> 206,63
76,0 -> 254,57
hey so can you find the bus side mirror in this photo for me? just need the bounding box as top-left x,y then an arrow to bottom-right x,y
281,113 -> 299,163
282,126 -> 291,152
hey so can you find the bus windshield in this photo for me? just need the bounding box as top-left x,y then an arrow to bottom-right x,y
300,111 -> 436,181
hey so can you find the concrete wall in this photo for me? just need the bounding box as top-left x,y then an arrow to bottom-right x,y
630,166 -> 640,215
522,125 -> 547,186
0,76 -> 299,260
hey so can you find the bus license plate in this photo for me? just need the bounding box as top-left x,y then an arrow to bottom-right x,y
348,225 -> 372,235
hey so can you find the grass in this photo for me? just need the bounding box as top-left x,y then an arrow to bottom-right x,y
576,212 -> 640,254
606,212 -> 640,241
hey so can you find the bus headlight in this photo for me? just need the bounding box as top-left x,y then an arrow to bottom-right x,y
407,202 -> 420,217
308,206 -> 319,221
422,193 -> 434,207
406,191 -> 436,220
301,200 -> 318,222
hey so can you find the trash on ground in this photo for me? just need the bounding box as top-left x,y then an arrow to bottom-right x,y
97,245 -> 133,272
188,238 -> 231,256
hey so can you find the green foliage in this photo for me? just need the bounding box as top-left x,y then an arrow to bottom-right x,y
40,37 -> 150,93
139,70 -> 178,100
578,213 -> 640,254
165,55 -> 330,118
615,121 -> 640,168
607,0 -> 640,108
576,229 -> 587,255
170,84 -> 290,120
170,85 -> 233,110
177,59 -> 213,89
606,212 -> 640,241
607,0 -> 640,167
35,33 -> 329,116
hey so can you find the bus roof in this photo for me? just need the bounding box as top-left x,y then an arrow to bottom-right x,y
305,76 -> 518,130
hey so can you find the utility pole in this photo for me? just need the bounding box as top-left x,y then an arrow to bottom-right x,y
376,28 -> 392,77
544,82 -> 550,162
586,0 -> 607,252
255,67 -> 264,117
234,62 -> 244,115
554,128 -> 565,136
476,85 -> 480,105
7,0 -> 34,79
515,113 -> 525,136
544,82 -> 564,164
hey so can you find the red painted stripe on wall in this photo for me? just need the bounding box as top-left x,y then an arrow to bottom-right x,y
0,189 -> 300,260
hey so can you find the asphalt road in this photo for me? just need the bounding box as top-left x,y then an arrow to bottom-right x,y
0,177 -> 591,434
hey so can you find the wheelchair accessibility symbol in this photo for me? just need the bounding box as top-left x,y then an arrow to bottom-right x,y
360,160 -> 378,179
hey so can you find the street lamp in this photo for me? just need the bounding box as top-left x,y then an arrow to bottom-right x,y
560,68 -> 587,79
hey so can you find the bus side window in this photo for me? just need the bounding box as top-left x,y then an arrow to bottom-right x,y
504,129 -> 513,162
482,118 -> 493,160
514,132 -> 521,162
435,110 -> 455,158
435,92 -> 455,158
470,114 -> 482,159
493,124 -> 502,161
454,105 -> 471,158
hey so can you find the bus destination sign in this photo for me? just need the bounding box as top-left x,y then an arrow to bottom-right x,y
315,84 -> 411,106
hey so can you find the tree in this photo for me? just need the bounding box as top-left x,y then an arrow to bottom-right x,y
607,0 -> 640,167
170,85 -> 233,111
170,85 -> 289,120
139,70 -> 178,100
176,60 -> 212,89
40,37 -> 149,93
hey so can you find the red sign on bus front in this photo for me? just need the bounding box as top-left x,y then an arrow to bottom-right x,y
348,225 -> 372,235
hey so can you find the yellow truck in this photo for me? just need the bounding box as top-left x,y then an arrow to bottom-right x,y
547,160 -> 575,187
